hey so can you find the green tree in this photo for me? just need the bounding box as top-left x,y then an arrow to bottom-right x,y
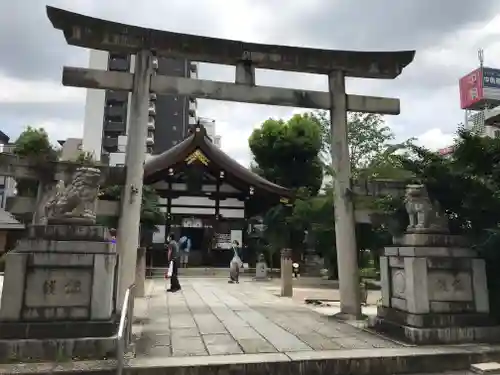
98,185 -> 165,245
311,111 -> 396,178
13,126 -> 57,161
249,113 -> 323,195
388,129 -> 500,319
13,126 -> 58,197
249,114 -> 324,256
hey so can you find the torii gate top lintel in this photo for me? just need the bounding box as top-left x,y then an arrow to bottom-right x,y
46,6 -> 415,79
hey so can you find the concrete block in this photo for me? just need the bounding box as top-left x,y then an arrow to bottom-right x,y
379,256 -> 390,307
472,258 -> 490,313
24,268 -> 92,317
0,252 -> 28,320
135,247 -> 146,297
280,250 -> 293,297
399,233 -> 470,248
427,270 -> 472,302
27,225 -> 110,242
471,362 -> 500,375
404,257 -> 429,314
91,254 -> 116,320
16,239 -> 112,253
255,261 -> 268,279
398,246 -> 477,258
383,247 -> 398,256
388,256 -> 404,268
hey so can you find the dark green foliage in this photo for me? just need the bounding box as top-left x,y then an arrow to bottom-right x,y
98,185 -> 165,245
249,112 -> 409,274
249,114 -> 323,195
13,126 -> 57,161
13,126 -> 59,197
392,129 -> 500,320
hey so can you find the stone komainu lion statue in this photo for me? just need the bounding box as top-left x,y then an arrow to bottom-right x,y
404,184 -> 448,233
44,167 -> 101,224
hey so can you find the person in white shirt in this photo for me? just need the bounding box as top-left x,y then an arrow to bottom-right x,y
178,235 -> 191,268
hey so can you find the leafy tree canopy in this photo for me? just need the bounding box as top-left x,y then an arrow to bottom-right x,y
392,129 -> 500,318
13,126 -> 57,161
310,111 -> 413,180
249,113 -> 323,195
98,185 -> 165,233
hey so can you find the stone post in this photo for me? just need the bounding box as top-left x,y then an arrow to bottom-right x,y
280,248 -> 293,297
115,50 -> 152,312
254,253 -> 268,281
135,247 -> 146,297
328,70 -> 361,319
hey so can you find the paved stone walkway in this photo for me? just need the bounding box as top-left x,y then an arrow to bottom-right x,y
134,278 -> 400,358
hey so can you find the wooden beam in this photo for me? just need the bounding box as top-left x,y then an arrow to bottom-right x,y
62,67 -> 400,114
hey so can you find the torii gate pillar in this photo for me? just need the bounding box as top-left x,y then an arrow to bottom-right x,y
115,50 -> 152,310
329,70 -> 361,318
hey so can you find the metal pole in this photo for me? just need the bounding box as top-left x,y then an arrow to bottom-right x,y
115,50 -> 152,312
328,70 -> 362,319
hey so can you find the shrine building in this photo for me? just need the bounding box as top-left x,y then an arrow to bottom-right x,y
143,123 -> 292,267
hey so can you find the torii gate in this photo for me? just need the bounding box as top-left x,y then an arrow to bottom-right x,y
46,6 -> 415,319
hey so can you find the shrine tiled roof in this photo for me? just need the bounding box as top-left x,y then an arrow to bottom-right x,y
143,124 -> 292,198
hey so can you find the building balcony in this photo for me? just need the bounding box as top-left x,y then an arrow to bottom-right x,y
106,90 -> 128,104
102,137 -> 119,152
117,135 -> 127,153
148,103 -> 156,116
105,105 -> 126,120
108,57 -> 129,72
213,135 -> 221,148
109,152 -> 126,167
104,121 -> 126,134
148,117 -> 155,130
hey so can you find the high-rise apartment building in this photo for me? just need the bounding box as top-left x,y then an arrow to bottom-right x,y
82,50 -> 210,166
0,131 -> 17,209
198,117 -> 222,148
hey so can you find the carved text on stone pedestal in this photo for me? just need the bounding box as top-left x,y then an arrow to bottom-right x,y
64,280 -> 82,294
25,269 -> 92,308
43,280 -> 56,295
428,271 -> 472,301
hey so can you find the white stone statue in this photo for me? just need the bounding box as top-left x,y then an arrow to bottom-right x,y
404,184 -> 448,233
44,167 -> 101,224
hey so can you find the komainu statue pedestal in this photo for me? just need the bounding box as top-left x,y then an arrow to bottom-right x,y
375,184 -> 500,344
0,224 -> 118,360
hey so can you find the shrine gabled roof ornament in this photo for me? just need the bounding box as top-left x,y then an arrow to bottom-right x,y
143,124 -> 292,199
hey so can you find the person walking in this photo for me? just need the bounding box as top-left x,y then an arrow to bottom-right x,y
166,233 -> 181,292
228,240 -> 243,284
178,235 -> 191,268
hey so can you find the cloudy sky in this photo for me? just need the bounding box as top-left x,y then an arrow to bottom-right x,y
1,1 -> 500,166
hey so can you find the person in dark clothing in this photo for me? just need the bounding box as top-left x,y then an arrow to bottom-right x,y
167,233 -> 181,292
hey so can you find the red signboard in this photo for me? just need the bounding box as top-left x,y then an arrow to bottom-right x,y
438,146 -> 454,156
459,68 -> 483,109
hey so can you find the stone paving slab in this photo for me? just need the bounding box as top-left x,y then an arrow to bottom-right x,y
134,277 -> 400,360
